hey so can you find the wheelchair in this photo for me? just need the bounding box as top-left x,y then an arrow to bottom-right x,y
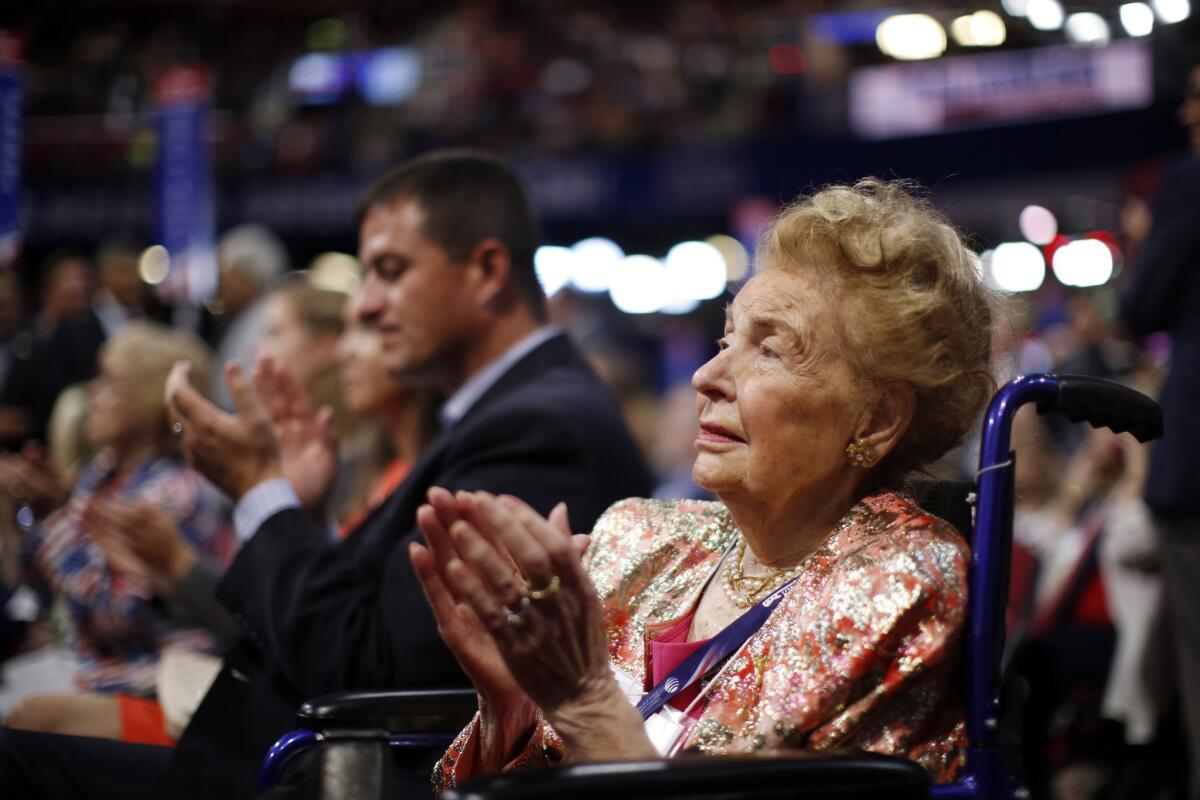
259,374 -> 1163,799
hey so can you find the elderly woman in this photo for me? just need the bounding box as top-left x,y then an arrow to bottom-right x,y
411,179 -> 994,788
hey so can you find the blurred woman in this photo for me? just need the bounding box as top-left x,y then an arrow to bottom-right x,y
255,274 -> 348,437
0,322 -> 231,743
335,294 -> 440,537
416,179 -> 995,787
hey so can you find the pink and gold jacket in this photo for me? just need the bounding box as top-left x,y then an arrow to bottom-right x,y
434,491 -> 969,789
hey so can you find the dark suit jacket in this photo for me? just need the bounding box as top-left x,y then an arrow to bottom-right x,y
165,333 -> 653,797
1120,155 -> 1200,517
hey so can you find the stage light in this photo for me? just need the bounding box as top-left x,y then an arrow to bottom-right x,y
1019,205 -> 1058,245
1120,3 -> 1156,34
138,245 -> 171,285
533,246 -> 575,298
1001,0 -> 1030,16
951,11 -> 1007,46
705,234 -> 750,283
307,252 -> 362,294
1065,12 -> 1111,45
665,241 -> 727,302
876,14 -> 947,60
1052,239 -> 1114,287
990,242 -> 1046,292
569,237 -> 624,293
1026,0 -> 1065,30
610,255 -> 669,314
1152,0 -> 1190,23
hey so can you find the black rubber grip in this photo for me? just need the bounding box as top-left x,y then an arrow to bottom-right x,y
1037,374 -> 1163,443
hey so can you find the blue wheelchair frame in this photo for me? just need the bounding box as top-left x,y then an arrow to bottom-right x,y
260,373 -> 1163,798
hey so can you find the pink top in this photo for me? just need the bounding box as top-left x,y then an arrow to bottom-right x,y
649,611 -> 711,719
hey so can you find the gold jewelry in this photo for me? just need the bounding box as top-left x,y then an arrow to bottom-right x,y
526,575 -> 561,601
721,539 -> 802,609
845,439 -> 875,468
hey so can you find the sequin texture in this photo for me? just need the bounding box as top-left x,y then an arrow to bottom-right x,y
433,491 -> 968,788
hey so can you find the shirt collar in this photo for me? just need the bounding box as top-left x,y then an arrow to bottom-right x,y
439,325 -> 562,427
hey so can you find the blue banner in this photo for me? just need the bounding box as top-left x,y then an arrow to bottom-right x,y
155,66 -> 216,302
0,56 -> 22,265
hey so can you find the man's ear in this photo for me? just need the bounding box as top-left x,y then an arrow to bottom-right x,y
466,238 -> 514,312
854,382 -> 915,463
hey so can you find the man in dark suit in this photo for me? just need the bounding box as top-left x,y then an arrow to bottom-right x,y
0,152 -> 652,798
1120,62 -> 1200,799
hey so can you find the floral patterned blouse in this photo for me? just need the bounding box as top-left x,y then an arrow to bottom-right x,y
434,491 -> 969,788
22,449 -> 234,694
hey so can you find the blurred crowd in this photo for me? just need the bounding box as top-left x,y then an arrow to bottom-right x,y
27,0 -> 817,175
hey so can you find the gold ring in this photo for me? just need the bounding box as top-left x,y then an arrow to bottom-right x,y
527,575 -> 561,601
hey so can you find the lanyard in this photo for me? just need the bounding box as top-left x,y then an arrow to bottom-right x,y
635,574 -> 799,720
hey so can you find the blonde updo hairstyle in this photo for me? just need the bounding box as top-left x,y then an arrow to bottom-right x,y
101,321 -> 213,458
760,178 -> 995,484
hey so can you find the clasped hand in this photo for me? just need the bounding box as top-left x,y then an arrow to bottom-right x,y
411,488 -> 647,765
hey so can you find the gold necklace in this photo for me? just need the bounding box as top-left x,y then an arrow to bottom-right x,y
720,538 -> 803,609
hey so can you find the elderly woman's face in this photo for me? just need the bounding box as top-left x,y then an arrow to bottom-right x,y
691,270 -> 866,505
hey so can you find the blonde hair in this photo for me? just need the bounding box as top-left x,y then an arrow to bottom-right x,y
102,321 -> 213,457
760,178 -> 995,481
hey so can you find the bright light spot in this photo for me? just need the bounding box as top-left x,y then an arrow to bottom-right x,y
1152,0 -> 1190,23
359,48 -> 422,106
288,53 -> 342,96
609,255 -> 669,315
1026,0 -> 1065,30
951,11 -> 1007,46
664,241 -> 727,302
138,245 -> 171,285
1001,0 -> 1030,16
307,252 -> 361,294
990,242 -> 1046,292
1065,12 -> 1111,45
660,296 -> 701,315
1052,239 -> 1114,287
533,246 -> 576,298
1019,205 -> 1058,245
569,237 -> 624,293
876,14 -> 947,61
1120,3 -> 1156,35
706,234 -> 750,283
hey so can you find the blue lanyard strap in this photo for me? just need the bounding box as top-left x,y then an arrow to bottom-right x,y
635,576 -> 799,720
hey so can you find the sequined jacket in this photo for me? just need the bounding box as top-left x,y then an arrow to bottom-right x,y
434,491 -> 969,788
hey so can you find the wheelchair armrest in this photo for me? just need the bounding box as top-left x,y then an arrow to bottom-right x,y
296,688 -> 478,734
441,753 -> 931,800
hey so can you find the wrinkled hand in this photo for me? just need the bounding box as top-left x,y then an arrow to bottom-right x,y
165,361 -> 282,502
0,442 -> 69,518
411,489 -> 592,769
252,357 -> 338,514
436,492 -> 612,716
84,498 -> 197,588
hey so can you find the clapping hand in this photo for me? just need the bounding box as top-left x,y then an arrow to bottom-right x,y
84,498 -> 197,591
251,357 -> 339,515
413,490 -> 650,762
0,442 -> 69,518
165,360 -> 283,502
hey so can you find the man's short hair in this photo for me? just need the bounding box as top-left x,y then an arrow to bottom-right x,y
357,150 -> 546,320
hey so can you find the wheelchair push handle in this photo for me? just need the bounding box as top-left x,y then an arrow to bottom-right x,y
1036,374 -> 1163,443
